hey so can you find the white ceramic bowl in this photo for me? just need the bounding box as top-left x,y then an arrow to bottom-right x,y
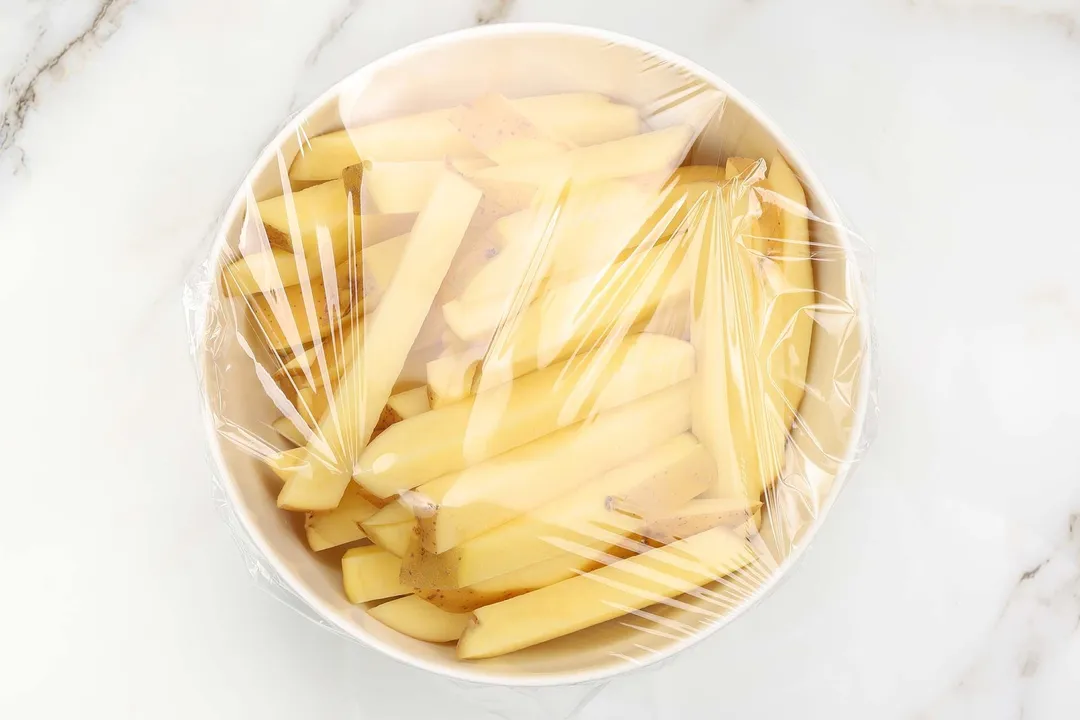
197,23 -> 872,686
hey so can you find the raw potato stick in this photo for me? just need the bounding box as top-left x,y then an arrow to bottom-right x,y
359,161 -> 450,215
385,386 -> 430,423
280,318 -> 440,399
433,230 -> 693,407
304,483 -> 380,551
608,457 -> 738,523
360,225 -> 512,316
456,527 -> 756,659
223,210 -> 405,299
341,546 -> 412,603
274,366 -> 333,439
345,157 -> 496,215
368,595 -> 470,643
686,155 -> 814,504
417,543 -> 640,613
280,316 -> 363,388
221,249 -> 301,296
436,178 -> 574,358
351,483 -> 396,509
761,155 -> 815,435
447,181 -> 663,319
403,433 -> 712,588
249,273 -> 353,353
443,237 -> 690,344
468,125 -> 694,187
448,93 -> 570,166
289,93 -> 639,181
272,416 -> 306,447
267,397 -> 396,480
701,155 -> 814,507
640,497 -> 760,545
425,349 -> 484,409
255,179 -> 412,264
687,173 -> 769,502
261,446 -> 306,481
360,232 -> 409,309
362,520 -> 415,557
257,179 -> 350,259
484,165 -> 720,249
413,382 -> 694,555
362,500 -> 415,527
459,171 -> 723,310
275,171 -> 482,511
355,334 -> 694,498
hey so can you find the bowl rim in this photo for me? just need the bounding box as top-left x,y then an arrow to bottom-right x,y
198,21 -> 874,687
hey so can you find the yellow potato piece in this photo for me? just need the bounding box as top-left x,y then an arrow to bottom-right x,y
274,234 -> 435,392
762,154 -> 814,433
362,500 -> 414,527
275,172 -> 481,511
456,527 -> 755,659
344,156 -> 491,217
434,237 -> 692,407
355,224 -> 506,316
468,125 -> 693,187
524,98 -> 640,147
608,456 -> 733,523
444,233 -> 691,344
491,208 -> 532,244
257,179 -> 349,258
279,316 -> 363,390
304,483 -> 380,551
278,394 -> 432,481
293,119 -> 473,181
686,155 -> 815,503
425,349 -> 484,409
671,165 -> 726,184
687,173 -> 770,502
368,595 -> 470,643
361,232 -> 408,308
289,93 -> 638,181
385,386 -> 430,423
468,170 -> 727,309
427,171 -> 722,408
261,446 -> 306,481
272,416 -> 306,447
417,545 -> 637,613
437,179 -> 573,343
413,382 -> 693,555
249,275 -> 353,353
724,157 -> 766,183
355,334 -> 695,498
404,433 -> 711,588
641,497 -> 760,545
295,385 -> 327,429
362,520 -> 415,558
448,93 -> 638,166
455,181 -> 653,305
255,180 -> 412,264
341,546 -> 412,604
479,137 -> 568,166
221,249 -> 302,296
361,161 -> 443,214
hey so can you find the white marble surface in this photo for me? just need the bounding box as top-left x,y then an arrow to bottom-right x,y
2,0 -> 1080,717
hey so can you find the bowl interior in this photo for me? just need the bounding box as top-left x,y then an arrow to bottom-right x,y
200,26 -> 868,685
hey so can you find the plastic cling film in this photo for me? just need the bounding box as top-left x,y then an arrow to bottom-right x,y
185,27 -> 874,693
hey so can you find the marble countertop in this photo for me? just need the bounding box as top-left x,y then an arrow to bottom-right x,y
2,0 -> 1079,717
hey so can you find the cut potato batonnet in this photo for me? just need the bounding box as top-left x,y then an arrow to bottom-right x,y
212,89 -> 827,661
